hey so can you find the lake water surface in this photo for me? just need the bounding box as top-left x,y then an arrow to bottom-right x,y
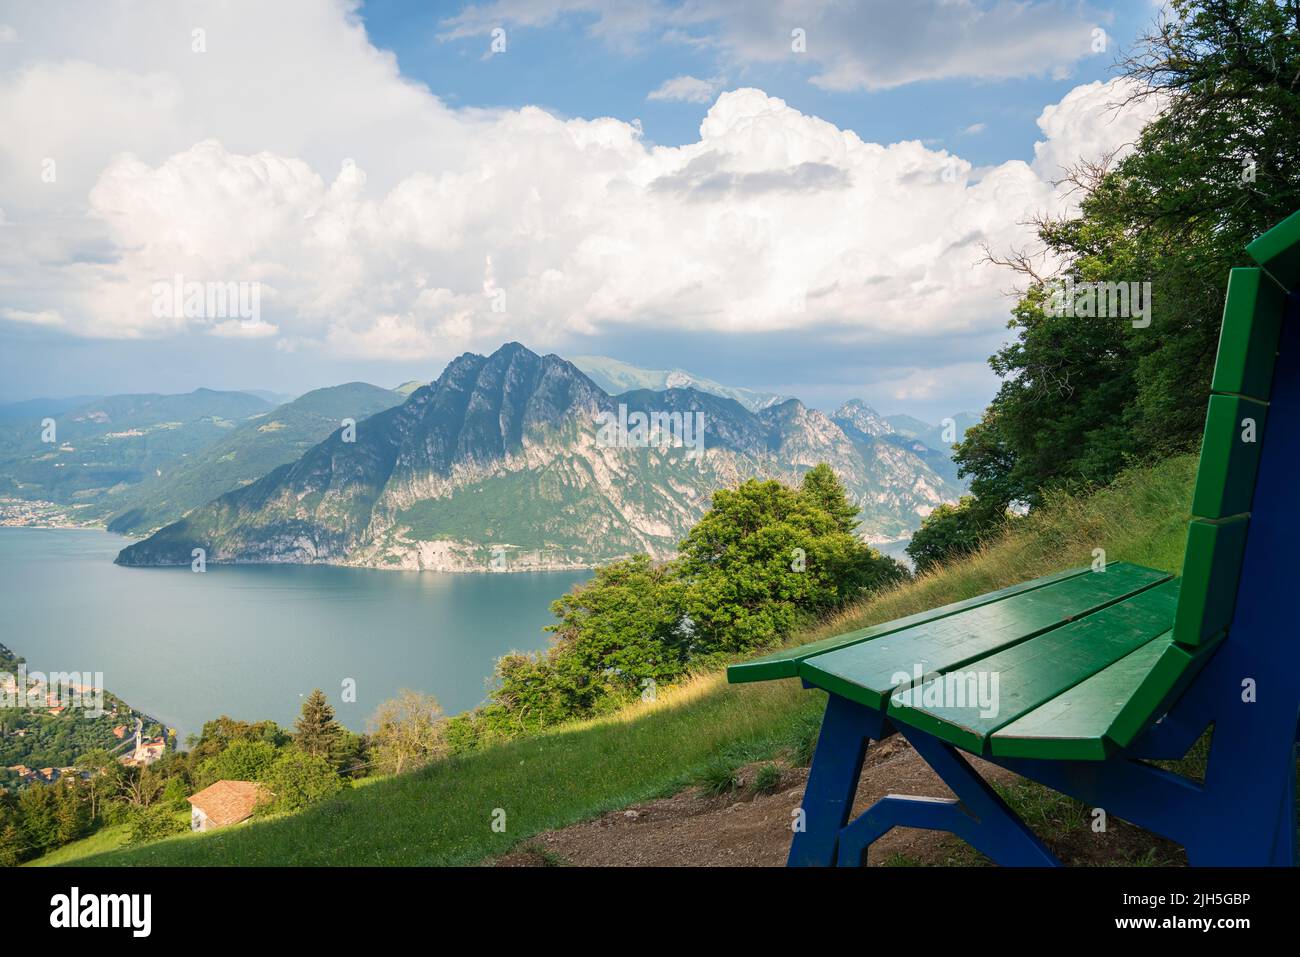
0,527 -> 586,738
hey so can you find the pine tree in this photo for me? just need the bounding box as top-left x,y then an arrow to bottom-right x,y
800,463 -> 860,534
294,689 -> 343,762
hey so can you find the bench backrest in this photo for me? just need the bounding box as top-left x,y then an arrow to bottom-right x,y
1173,209 -> 1300,648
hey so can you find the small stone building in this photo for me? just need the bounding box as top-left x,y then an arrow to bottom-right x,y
187,780 -> 272,832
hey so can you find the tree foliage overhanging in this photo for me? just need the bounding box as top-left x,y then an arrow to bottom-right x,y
909,0 -> 1300,570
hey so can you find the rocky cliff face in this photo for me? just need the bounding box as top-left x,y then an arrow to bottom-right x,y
117,344 -> 961,571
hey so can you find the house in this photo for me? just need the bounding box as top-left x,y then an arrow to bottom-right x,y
186,780 -> 271,832
111,725 -> 128,739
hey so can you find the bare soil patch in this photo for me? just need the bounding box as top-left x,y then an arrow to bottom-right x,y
494,736 -> 1183,867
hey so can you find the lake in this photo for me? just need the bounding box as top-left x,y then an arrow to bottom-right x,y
0,527 -> 587,739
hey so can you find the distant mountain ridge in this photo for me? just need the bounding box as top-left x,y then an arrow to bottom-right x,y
106,382 -> 404,534
117,344 -> 964,572
0,388 -> 276,521
571,355 -> 791,412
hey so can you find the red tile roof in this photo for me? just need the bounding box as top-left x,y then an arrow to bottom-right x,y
186,780 -> 272,828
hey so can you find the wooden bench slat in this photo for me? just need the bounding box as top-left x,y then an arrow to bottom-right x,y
1247,206 -> 1300,291
796,563 -> 1171,710
1190,394 -> 1268,519
1173,516 -> 1249,647
888,580 -> 1180,754
1210,268 -> 1285,401
726,565 -> 1091,683
987,629 -> 1221,760
1106,632 -> 1224,750
987,637 -> 1170,760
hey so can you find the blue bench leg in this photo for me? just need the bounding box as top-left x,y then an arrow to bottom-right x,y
835,725 -> 1059,866
788,693 -> 886,866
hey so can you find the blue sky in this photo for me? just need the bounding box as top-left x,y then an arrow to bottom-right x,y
363,0 -> 1151,163
0,0 -> 1166,422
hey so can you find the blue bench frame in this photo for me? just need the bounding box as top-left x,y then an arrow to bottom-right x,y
786,293 -> 1300,868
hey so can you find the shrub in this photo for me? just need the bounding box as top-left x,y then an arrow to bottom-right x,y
196,739 -> 279,787
126,803 -> 187,847
264,750 -> 345,812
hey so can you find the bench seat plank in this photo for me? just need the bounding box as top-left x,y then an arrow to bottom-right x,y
727,565 -> 1091,683
888,580 -> 1181,753
988,630 -> 1223,760
796,563 -> 1171,710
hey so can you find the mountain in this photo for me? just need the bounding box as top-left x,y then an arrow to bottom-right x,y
105,382 -> 404,535
117,344 -> 961,571
882,413 -> 933,440
884,411 -> 980,452
570,355 -> 790,413
243,389 -> 297,406
834,401 -> 970,489
0,389 -> 274,521
393,380 -> 426,397
0,395 -> 106,422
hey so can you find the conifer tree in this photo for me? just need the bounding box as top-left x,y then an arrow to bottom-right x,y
294,689 -> 343,762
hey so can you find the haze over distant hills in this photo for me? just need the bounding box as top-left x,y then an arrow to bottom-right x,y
114,344 -> 971,572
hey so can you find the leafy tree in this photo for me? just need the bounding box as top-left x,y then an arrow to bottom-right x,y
678,478 -> 905,652
906,496 -> 1010,573
294,689 -> 344,764
367,691 -> 448,776
188,716 -> 287,765
0,822 -> 26,867
800,463 -> 861,534
75,748 -> 123,820
196,739 -> 279,786
125,803 -> 187,847
264,750 -> 345,812
964,0 -> 1300,507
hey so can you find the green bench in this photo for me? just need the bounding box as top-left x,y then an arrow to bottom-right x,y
728,209 -> 1300,866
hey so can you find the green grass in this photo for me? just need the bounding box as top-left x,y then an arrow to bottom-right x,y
65,455 -> 1197,867
24,824 -> 130,866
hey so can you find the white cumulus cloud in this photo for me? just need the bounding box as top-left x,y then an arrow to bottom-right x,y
0,0 -> 1160,371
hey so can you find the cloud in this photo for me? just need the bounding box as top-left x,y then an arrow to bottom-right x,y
0,25 -> 16,42
647,74 -> 721,103
962,123 -> 987,136
442,0 -> 1112,91
3,309 -> 64,327
0,0 -> 1158,373
1031,78 -> 1162,181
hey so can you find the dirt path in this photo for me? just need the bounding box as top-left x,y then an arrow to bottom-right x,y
495,736 -> 1183,867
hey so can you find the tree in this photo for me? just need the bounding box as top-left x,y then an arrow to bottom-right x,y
264,751 -> 344,812
294,690 -> 344,764
75,748 -> 121,821
196,739 -> 279,787
0,822 -> 26,867
678,477 -> 905,652
368,691 -> 448,776
967,1 -> 1300,508
906,496 -> 1010,573
125,803 -> 187,847
160,776 -> 191,811
800,463 -> 861,534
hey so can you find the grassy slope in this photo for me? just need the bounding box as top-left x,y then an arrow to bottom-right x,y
68,455 -> 1196,866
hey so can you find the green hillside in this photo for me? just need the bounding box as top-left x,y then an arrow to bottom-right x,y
65,454 -> 1195,867
106,383 -> 403,534
0,389 -> 274,520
